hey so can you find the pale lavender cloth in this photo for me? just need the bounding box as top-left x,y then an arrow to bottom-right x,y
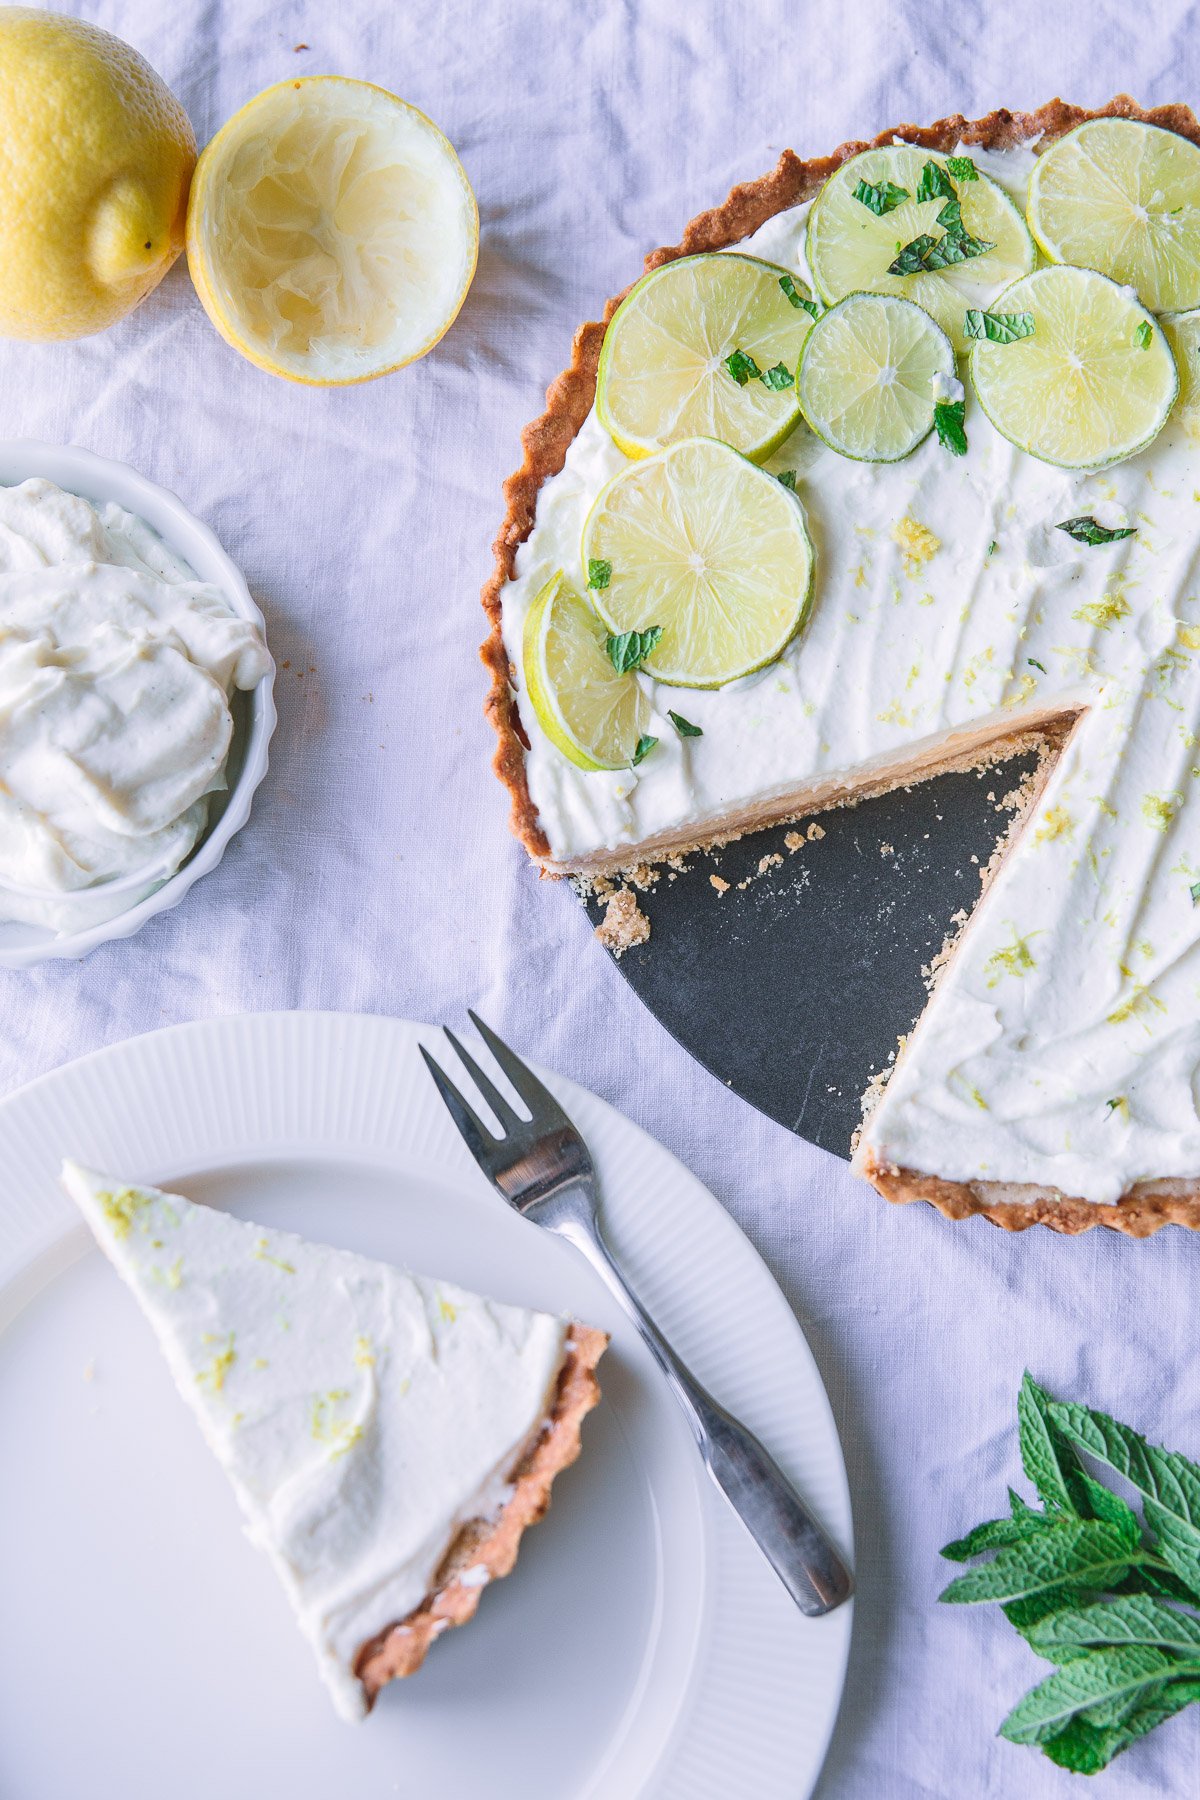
5,1 -> 1200,1793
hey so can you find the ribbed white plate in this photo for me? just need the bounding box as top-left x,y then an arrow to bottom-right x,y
0,1013 -> 851,1800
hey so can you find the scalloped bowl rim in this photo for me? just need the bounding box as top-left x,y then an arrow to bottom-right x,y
0,441 -> 276,969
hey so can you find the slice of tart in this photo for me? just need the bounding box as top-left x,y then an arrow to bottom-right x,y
482,98 -> 1200,1237
61,1161 -> 606,1720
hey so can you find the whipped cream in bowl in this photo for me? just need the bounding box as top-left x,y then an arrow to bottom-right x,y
0,443 -> 275,967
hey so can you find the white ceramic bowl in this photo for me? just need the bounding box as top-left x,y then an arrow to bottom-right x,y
0,442 -> 276,969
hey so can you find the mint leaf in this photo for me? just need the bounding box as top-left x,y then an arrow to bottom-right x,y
778,273 -> 821,319
963,308 -> 1036,343
1043,1680 -> 1200,1774
760,361 -> 794,391
888,233 -> 939,275
776,469 -> 797,492
922,227 -> 994,268
1057,515 -> 1137,546
936,197 -> 962,232
587,558 -> 612,590
1075,1472 -> 1141,1547
853,177 -> 910,215
999,1647 -> 1200,1746
941,1508 -> 1062,1562
933,398 -> 967,456
631,733 -> 658,766
605,626 -> 662,674
1018,1372 -> 1086,1513
1136,320 -> 1154,350
725,348 -> 762,386
668,710 -> 702,738
947,155 -> 979,181
1028,657 -> 1046,673
1191,881 -> 1200,906
939,1519 -> 1144,1605
1027,1593 -> 1200,1658
915,158 -> 957,203
1049,1401 -> 1200,1597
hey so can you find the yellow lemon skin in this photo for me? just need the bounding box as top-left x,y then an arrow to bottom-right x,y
0,9 -> 195,340
186,77 -> 479,387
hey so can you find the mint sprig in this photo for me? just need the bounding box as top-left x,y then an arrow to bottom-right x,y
1136,320 -> 1154,350
605,625 -> 662,674
668,710 -> 702,738
964,309 -> 1036,343
853,176 -> 910,215
587,558 -> 612,590
631,732 -> 658,766
760,361 -> 794,391
938,1374 -> 1200,1773
947,154 -> 980,181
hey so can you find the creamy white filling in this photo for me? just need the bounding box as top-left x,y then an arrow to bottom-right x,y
61,1163 -> 569,1721
0,479 -> 271,935
500,144 -> 1200,1203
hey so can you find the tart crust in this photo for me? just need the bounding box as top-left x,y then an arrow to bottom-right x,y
480,97 -> 1200,1237
354,1323 -> 607,1707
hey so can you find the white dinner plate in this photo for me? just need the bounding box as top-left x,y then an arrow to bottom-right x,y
0,1012 -> 852,1800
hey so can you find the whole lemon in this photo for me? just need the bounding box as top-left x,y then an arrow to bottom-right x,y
0,9 -> 195,339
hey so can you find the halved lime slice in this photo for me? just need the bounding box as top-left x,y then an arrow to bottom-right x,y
581,437 -> 814,688
796,292 -> 954,461
968,264 -> 1177,469
596,253 -> 814,461
522,571 -> 650,770
1028,118 -> 1200,314
1163,307 -> 1200,420
805,146 -> 1034,353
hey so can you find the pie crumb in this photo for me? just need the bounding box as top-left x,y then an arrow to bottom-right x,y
594,888 -> 650,956
784,830 -> 804,852
807,822 -> 826,841
710,874 -> 730,894
757,853 -> 783,874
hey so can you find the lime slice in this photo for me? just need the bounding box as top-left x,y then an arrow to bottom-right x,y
1028,118 -> 1200,314
805,146 -> 1034,353
968,264 -> 1177,469
596,253 -> 814,461
581,437 -> 814,688
522,571 -> 650,771
796,292 -> 954,461
1162,307 -> 1200,421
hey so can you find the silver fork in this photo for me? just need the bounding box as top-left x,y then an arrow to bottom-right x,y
420,1011 -> 852,1618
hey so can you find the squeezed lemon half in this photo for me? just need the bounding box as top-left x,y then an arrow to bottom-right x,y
187,76 -> 478,384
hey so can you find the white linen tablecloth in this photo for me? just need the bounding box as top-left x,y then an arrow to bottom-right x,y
6,1 -> 1200,1793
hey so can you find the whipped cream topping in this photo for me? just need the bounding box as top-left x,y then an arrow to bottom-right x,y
501,145 -> 1200,1204
62,1162 -> 569,1720
0,479 -> 270,935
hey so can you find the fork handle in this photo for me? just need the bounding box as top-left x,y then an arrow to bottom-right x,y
564,1216 -> 852,1617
